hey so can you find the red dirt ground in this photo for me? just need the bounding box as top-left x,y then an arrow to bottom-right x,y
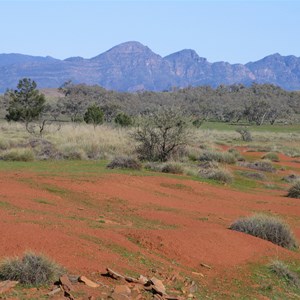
0,155 -> 300,298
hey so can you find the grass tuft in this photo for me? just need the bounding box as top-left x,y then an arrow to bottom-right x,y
269,260 -> 300,287
0,252 -> 65,285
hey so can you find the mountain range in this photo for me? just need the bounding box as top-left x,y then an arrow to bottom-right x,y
0,41 -> 300,92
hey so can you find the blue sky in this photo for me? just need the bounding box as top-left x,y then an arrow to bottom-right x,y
0,0 -> 299,63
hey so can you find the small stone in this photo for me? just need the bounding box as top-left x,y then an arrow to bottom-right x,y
113,285 -> 131,296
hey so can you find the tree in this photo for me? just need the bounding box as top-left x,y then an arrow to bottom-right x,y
84,104 -> 104,128
132,107 -> 192,162
114,112 -> 132,127
5,78 -> 46,131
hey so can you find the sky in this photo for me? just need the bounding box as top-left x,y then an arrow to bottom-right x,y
0,0 -> 299,64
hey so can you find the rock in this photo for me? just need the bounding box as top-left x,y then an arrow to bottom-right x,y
60,274 -> 74,292
113,285 -> 131,296
0,280 -> 18,294
138,275 -> 149,285
150,277 -> 166,295
79,276 -> 100,288
189,281 -> 198,293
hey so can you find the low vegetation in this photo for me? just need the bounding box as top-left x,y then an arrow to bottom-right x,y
229,214 -> 298,249
198,166 -> 233,184
262,152 -> 280,162
198,150 -> 236,164
240,160 -> 276,173
287,181 -> 300,199
269,260 -> 300,287
0,252 -> 64,285
107,156 -> 141,170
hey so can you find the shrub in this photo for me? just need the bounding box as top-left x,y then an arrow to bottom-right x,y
1,148 -> 35,161
228,148 -> 245,161
0,252 -> 65,285
269,260 -> 300,287
198,167 -> 233,184
241,160 -> 276,173
287,181 -> 300,199
240,171 -> 267,181
236,127 -> 252,142
282,174 -> 300,183
262,152 -> 280,162
161,163 -> 184,174
132,107 -> 192,162
114,112 -> 133,127
229,214 -> 298,249
84,104 -> 104,128
107,156 -> 141,170
198,150 -> 236,164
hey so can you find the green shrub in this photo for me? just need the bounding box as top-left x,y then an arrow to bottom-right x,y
0,252 -> 65,285
229,214 -> 297,249
269,260 -> 300,287
84,104 -> 104,127
287,181 -> 300,199
198,150 -> 236,164
262,152 -> 280,162
107,156 -> 141,170
1,148 -> 35,161
199,167 -> 233,184
114,112 -> 133,127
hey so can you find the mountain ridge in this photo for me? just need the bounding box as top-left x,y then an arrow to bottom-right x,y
0,41 -> 300,92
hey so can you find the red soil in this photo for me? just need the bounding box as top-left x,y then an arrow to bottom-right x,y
0,158 -> 300,297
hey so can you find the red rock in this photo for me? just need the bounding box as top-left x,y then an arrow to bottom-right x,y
79,276 -> 99,288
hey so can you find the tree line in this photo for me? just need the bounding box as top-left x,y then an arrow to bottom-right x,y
1,79 -> 300,131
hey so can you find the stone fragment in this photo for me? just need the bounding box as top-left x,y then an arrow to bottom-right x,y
79,276 -> 100,288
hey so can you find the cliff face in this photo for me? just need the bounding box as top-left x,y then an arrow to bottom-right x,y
0,42 -> 300,92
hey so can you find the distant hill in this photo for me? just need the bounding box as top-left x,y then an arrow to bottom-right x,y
0,41 -> 300,92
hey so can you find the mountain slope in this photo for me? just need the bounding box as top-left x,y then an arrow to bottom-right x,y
0,42 -> 300,92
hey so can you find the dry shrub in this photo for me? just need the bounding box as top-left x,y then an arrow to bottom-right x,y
229,214 -> 297,249
0,252 -> 65,285
144,162 -> 184,174
161,163 -> 184,174
107,156 -> 141,170
1,148 -> 35,161
198,150 -> 236,164
240,160 -> 276,173
241,171 -> 267,181
282,174 -> 300,183
199,166 -> 233,184
287,181 -> 300,199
